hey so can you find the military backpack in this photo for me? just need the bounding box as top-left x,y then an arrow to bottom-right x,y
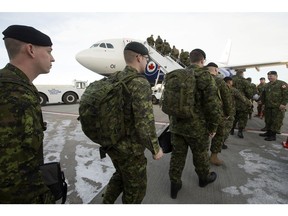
78,71 -> 140,150
160,68 -> 196,118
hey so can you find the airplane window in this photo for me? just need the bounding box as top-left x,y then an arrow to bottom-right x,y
106,43 -> 114,49
90,43 -> 99,48
100,43 -> 106,48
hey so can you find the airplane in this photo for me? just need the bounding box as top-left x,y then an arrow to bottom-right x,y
75,38 -> 288,83
75,38 -> 288,104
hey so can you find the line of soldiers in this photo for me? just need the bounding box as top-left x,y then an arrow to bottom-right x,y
146,34 -> 191,67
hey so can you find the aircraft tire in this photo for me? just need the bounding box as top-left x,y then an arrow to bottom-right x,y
63,92 -> 78,104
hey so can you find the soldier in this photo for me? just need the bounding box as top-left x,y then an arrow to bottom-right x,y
102,42 -> 163,204
0,25 -> 55,203
170,45 -> 179,61
169,49 -> 221,199
246,77 -> 258,119
146,34 -> 154,47
231,69 -> 253,138
259,71 -> 288,141
161,39 -> 171,56
155,35 -> 163,54
256,77 -> 266,118
223,77 -> 252,149
179,49 -> 190,67
206,63 -> 233,165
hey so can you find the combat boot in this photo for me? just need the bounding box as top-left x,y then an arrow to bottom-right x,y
210,153 -> 223,166
237,128 -> 244,138
259,130 -> 271,137
264,131 -> 276,141
261,126 -> 267,131
222,144 -> 228,149
199,172 -> 217,188
170,182 -> 182,199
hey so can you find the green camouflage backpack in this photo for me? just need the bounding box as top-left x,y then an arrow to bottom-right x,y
78,71 -> 140,149
160,68 -> 196,118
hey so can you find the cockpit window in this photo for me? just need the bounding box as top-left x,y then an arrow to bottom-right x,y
90,43 -> 99,48
99,43 -> 106,48
106,43 -> 114,49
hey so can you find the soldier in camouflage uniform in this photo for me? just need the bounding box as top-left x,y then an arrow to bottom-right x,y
102,42 -> 163,204
246,77 -> 258,119
169,49 -> 221,199
155,35 -> 163,54
161,39 -> 171,56
256,77 -> 266,118
259,71 -> 288,141
231,69 -> 253,138
146,34 -> 154,47
0,25 -> 55,203
223,77 -> 252,148
206,63 -> 233,166
179,49 -> 190,67
170,45 -> 179,61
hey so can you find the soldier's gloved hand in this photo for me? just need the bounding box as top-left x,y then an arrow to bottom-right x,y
153,148 -> 163,160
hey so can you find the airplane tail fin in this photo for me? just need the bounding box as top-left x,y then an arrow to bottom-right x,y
218,39 -> 232,65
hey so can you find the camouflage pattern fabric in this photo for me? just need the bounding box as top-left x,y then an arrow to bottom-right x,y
179,51 -> 190,67
210,76 -> 233,153
261,80 -> 288,132
146,35 -> 154,47
0,64 -> 55,204
102,66 -> 160,204
169,64 -> 221,183
232,74 -> 253,129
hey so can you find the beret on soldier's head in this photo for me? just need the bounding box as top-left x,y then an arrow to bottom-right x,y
206,62 -> 218,68
260,77 -> 265,80
2,25 -> 52,46
191,48 -> 206,60
224,76 -> 232,82
267,71 -> 277,75
235,68 -> 246,73
124,41 -> 148,55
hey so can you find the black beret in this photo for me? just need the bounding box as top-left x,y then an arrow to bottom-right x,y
206,62 -> 218,68
224,76 -> 232,82
2,25 -> 52,46
260,77 -> 265,80
124,41 -> 148,55
267,71 -> 277,75
191,48 -> 206,60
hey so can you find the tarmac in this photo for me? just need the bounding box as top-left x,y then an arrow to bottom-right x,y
41,102 -> 288,204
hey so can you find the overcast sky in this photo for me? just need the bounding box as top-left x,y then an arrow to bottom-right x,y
1,2 -> 288,87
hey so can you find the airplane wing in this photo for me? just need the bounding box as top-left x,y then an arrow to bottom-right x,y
221,61 -> 288,71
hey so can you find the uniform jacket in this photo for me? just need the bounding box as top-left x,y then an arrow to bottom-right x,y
112,66 -> 160,155
170,64 -> 221,138
0,63 -> 50,203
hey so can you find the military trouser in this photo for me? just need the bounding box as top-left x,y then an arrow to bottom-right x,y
223,116 -> 234,142
233,109 -> 249,130
264,107 -> 285,133
210,116 -> 225,153
169,133 -> 210,185
102,151 -> 147,204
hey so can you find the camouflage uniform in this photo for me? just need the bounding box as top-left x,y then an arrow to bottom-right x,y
231,73 -> 253,137
256,82 -> 266,117
146,35 -> 154,47
179,49 -> 190,67
261,80 -> 288,134
161,40 -> 171,56
210,76 -> 233,153
223,86 -> 252,141
102,66 -> 160,204
0,64 -> 55,204
170,45 -> 179,61
155,36 -> 163,54
169,65 -> 221,185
